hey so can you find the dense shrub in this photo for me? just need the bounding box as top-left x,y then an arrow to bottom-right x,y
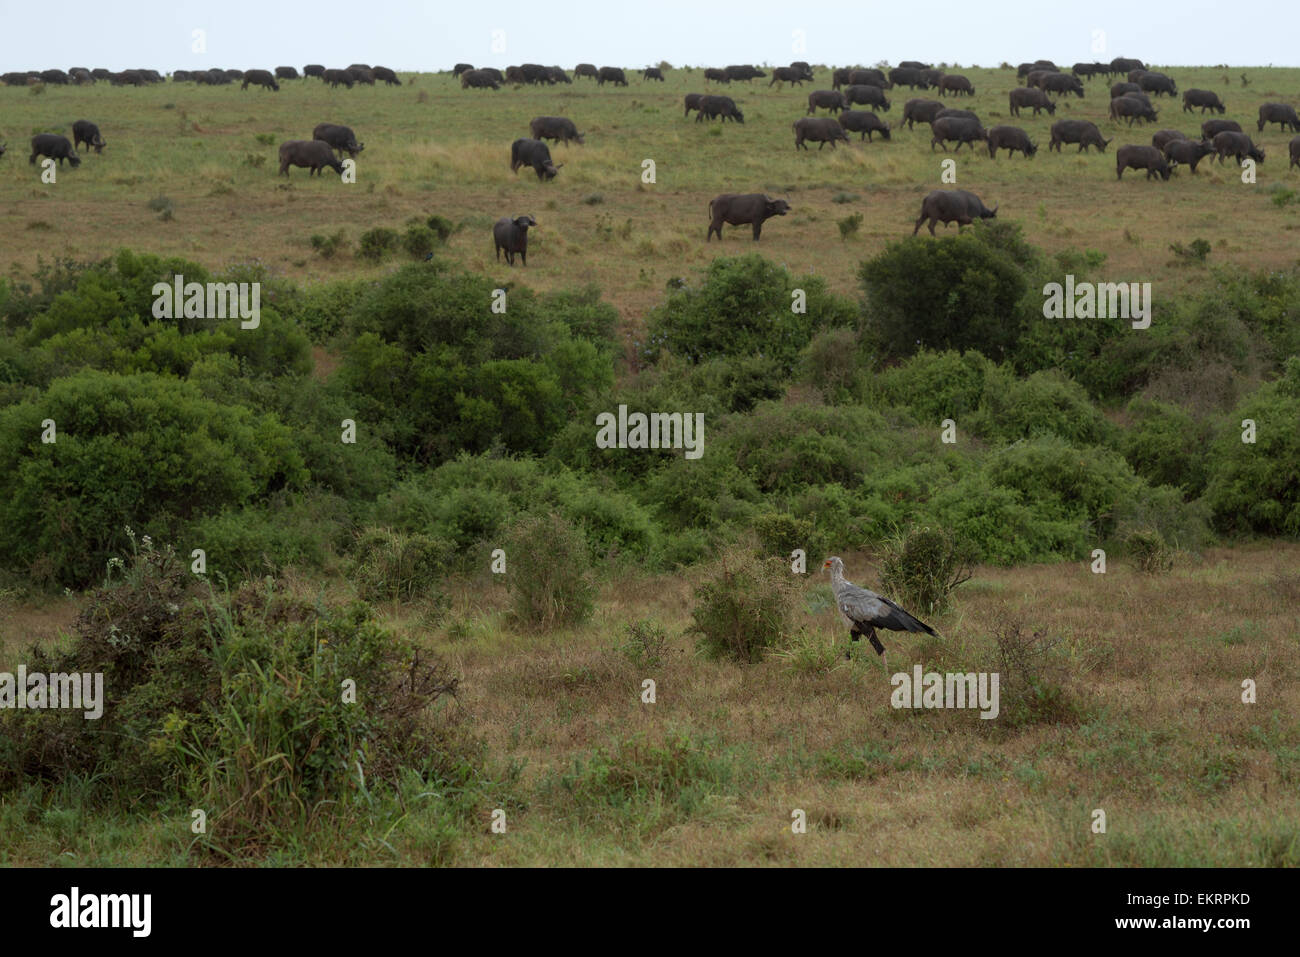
689,546 -> 802,663
879,525 -> 973,616
504,512 -> 596,631
187,490 -> 351,580
351,526 -> 455,606
1119,397 -> 1211,495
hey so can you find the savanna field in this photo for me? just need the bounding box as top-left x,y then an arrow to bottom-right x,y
0,63 -> 1298,867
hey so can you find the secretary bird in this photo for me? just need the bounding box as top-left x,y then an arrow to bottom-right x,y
822,556 -> 937,670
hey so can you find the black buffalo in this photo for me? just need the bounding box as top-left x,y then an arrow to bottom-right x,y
1289,135 -> 1300,170
1116,145 -> 1171,180
530,116 -> 584,145
460,69 -> 499,90
493,215 -> 537,266
1111,96 -> 1158,125
707,193 -> 790,241
241,69 -> 280,91
279,140 -> 344,176
839,110 -> 891,141
724,65 -> 766,82
1258,103 -> 1300,133
1110,81 -> 1142,99
888,67 -> 928,89
807,90 -> 848,114
1182,89 -> 1224,114
71,120 -> 106,154
1151,130 -> 1187,151
930,116 -> 987,151
938,74 -> 974,96
769,66 -> 809,86
903,98 -> 946,129
1202,118 -> 1242,139
275,66 -> 300,80
451,64 -> 473,77
1212,131 -> 1264,164
597,66 -> 628,86
793,117 -> 849,150
30,134 -> 80,167
373,66 -> 400,86
913,190 -> 996,236
510,138 -> 561,180
1049,120 -> 1111,152
704,68 -> 729,84
574,63 -> 598,80
1138,72 -> 1177,96
303,64 -> 326,80
849,68 -> 889,89
1009,87 -> 1055,117
313,123 -> 364,157
843,84 -> 890,110
323,68 -> 354,89
643,67 -> 665,81
1164,138 -> 1215,174
684,93 -> 704,117
696,95 -> 743,123
986,126 -> 1037,159
1041,73 -> 1084,97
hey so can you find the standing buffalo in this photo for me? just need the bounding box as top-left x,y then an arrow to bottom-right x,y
704,68 -> 729,84
303,64 -> 326,80
275,66 -> 300,80
451,64 -> 474,77
684,93 -> 704,118
930,116 -> 988,151
30,134 -> 81,167
323,69 -> 354,89
312,123 -> 364,157
898,61 -> 931,70
913,190 -> 996,236
547,66 -> 571,84
1116,145 -> 1171,180
493,215 -> 537,266
241,69 -> 280,91
1139,72 -> 1177,96
1111,96 -> 1158,125
1211,131 -> 1264,164
843,84 -> 890,110
1009,87 -> 1055,117
839,110 -> 891,141
707,193 -> 790,241
1110,81 -> 1142,99
278,140 -> 344,176
460,69 -> 499,90
348,67 -> 376,85
71,120 -> 106,153
1202,119 -> 1242,139
770,66 -> 810,86
986,126 -> 1037,159
597,66 -> 628,86
1151,129 -> 1187,151
724,65 -> 766,82
903,98 -> 946,129
373,66 -> 400,86
807,90 -> 848,114
530,116 -> 585,145
1182,90 -> 1225,114
643,67 -> 665,81
1258,103 -> 1300,133
888,67 -> 928,89
696,95 -> 743,123
1111,57 -> 1146,75
1042,73 -> 1084,97
938,75 -> 974,96
1164,138 -> 1215,174
793,117 -> 850,150
790,61 -> 814,80
849,68 -> 890,88
574,63 -> 598,80
1049,120 -> 1111,152
832,67 -> 852,89
510,138 -> 561,180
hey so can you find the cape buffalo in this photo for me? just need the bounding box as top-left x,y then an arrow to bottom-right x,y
323,69 -> 354,89
808,90 -> 848,114
938,74 -> 974,97
790,62 -> 814,81
1009,87 -> 1055,117
903,98 -> 945,129
275,66 -> 300,80
1202,119 -> 1241,139
313,123 -> 364,158
304,64 -> 326,80
1151,130 -> 1187,151
530,116 -> 584,146
574,63 -> 598,80
1111,57 -> 1146,75
843,84 -> 890,110
793,117 -> 850,150
724,65 -> 765,82
1182,90 -> 1224,114
493,215 -> 537,266
888,67 -> 928,89
597,66 -> 628,86
931,116 -> 987,151
1290,135 -> 1300,170
451,64 -> 473,77
643,67 -> 665,81
348,67 -> 376,85
374,66 -> 400,86
1042,73 -> 1084,97
684,93 -> 704,118
770,66 -> 809,86
707,193 -> 790,241
934,108 -> 978,123
1164,138 -> 1215,174
1110,81 -> 1141,99
832,67 -> 852,90
30,134 -> 80,167
1258,103 -> 1300,133
1139,72 -> 1177,96
913,190 -> 996,236
1127,69 -> 1149,84
1116,145 -> 1171,180
696,95 -> 743,123
1049,120 -> 1111,152
849,68 -> 889,88
547,66 -> 571,84
704,68 -> 729,84
510,138 -> 561,180
241,69 -> 280,91
71,120 -> 105,154
898,61 -> 931,70
1211,131 -> 1264,164
1111,96 -> 1158,125
460,69 -> 499,90
278,140 -> 344,176
986,126 -> 1037,159
839,110 -> 891,141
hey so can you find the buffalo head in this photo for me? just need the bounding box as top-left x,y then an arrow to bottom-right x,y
765,198 -> 791,217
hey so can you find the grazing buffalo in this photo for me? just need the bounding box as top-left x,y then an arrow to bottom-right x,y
839,110 -> 891,141
71,68 -> 94,85
1202,118 -> 1242,139
547,66 -> 571,84
704,68 -> 729,84
1127,69 -> 1149,84
938,75 -> 974,97
241,69 -> 280,91
40,69 -> 69,85
30,134 -> 80,167
986,126 -> 1037,159
574,63 -> 598,80
888,67 -> 928,89
348,67 -> 376,85
1164,138 -> 1215,173
1139,72 -> 1176,96
373,66 -> 400,86
684,93 -> 704,117
1009,87 -> 1055,117
930,116 -> 988,151
223,69 -> 245,81
1182,89 -> 1224,114
71,120 -> 106,153
1290,135 -> 1300,170
279,140 -> 344,176
460,69 -> 499,90
451,64 -> 473,78
724,65 -> 766,82
1212,131 -> 1264,164
1151,129 -> 1188,151
313,123 -> 364,157
921,69 -> 945,89
913,189 -> 996,236
770,66 -> 809,86
1072,62 -> 1100,80
113,70 -> 146,86
303,64 -> 326,80
643,67 -> 665,82
832,67 -> 852,90
1110,81 -> 1142,99
902,98 -> 946,129
530,116 -> 585,145
849,68 -> 889,89
1042,73 -> 1084,97
790,61 -> 814,80
843,84 -> 889,110
1111,96 -> 1158,125
275,66 -> 300,80
1258,103 -> 1300,133
510,138 -> 561,180
707,193 -> 791,241
1049,120 -> 1111,152
323,69 -> 354,89
807,90 -> 848,114
493,215 -> 537,266
696,94 -> 744,123
1116,145 -> 1171,180
898,61 -> 931,70
597,66 -> 628,86
1111,57 -> 1146,75
1025,71 -> 1053,90
793,117 -> 850,150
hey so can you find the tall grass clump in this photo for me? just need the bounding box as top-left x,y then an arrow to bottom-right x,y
689,545 -> 802,662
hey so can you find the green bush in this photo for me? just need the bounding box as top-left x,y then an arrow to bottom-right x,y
1125,528 -> 1174,573
351,526 -> 454,605
187,490 -> 350,580
617,618 -> 670,668
753,511 -> 821,564
358,227 -> 400,261
504,512 -> 596,631
1119,397 -> 1210,495
879,525 -> 973,616
799,328 -> 863,403
402,224 -> 439,260
689,546 -> 802,662
310,230 -> 348,259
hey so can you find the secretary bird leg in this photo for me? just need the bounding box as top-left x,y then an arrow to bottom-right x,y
865,626 -> 889,673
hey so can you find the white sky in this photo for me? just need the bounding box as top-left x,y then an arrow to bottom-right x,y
0,0 -> 1293,71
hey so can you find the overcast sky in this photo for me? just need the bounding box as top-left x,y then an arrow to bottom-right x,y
2,0 -> 1294,71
